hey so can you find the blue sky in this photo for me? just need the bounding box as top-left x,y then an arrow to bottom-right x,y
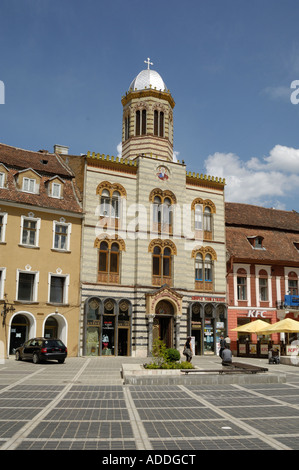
1,0 -> 299,211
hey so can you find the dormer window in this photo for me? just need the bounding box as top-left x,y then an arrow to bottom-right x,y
22,177 -> 36,193
48,176 -> 64,199
52,183 -> 61,198
0,172 -> 5,188
248,236 -> 264,249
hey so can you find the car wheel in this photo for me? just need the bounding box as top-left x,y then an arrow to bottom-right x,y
32,353 -> 40,364
15,351 -> 22,361
58,358 -> 65,364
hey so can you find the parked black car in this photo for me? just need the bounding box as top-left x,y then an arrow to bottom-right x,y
15,337 -> 67,364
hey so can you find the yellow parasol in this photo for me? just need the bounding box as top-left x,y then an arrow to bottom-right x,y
231,319 -> 272,333
258,317 -> 299,334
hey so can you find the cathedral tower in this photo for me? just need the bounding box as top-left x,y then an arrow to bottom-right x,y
121,58 -> 175,162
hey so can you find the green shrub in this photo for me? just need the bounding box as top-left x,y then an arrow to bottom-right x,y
166,348 -> 180,362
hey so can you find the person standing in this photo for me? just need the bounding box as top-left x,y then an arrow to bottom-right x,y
183,336 -> 193,362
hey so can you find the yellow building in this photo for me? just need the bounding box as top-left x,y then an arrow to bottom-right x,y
0,143 -> 82,358
65,60 -> 227,357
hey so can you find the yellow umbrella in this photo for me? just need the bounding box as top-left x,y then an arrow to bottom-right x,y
231,319 -> 271,333
258,317 -> 299,334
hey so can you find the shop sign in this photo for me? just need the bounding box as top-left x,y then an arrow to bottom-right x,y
286,345 -> 299,356
249,343 -> 257,355
239,344 -> 246,354
247,310 -> 268,318
260,344 -> 269,355
191,296 -> 225,302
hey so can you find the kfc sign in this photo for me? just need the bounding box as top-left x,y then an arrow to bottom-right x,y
247,310 -> 267,318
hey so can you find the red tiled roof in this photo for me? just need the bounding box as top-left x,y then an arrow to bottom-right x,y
0,143 -> 82,214
225,202 -> 299,264
0,143 -> 73,177
225,202 -> 299,232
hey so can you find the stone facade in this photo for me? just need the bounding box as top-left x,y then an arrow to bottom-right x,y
66,63 -> 227,357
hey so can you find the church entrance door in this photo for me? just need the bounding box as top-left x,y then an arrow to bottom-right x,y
154,300 -> 174,349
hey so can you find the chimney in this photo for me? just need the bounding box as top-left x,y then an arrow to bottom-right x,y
54,144 -> 69,155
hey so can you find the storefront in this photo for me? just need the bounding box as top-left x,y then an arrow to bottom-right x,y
84,297 -> 132,356
230,309 -> 278,357
188,297 -> 227,355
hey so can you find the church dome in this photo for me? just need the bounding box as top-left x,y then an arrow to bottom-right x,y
129,59 -> 167,92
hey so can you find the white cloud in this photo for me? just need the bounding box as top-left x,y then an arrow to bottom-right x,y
204,145 -> 299,208
117,142 -> 122,158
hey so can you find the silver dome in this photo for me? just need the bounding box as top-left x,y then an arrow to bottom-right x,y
129,69 -> 167,92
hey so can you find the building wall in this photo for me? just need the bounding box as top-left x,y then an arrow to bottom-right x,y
0,204 -> 82,357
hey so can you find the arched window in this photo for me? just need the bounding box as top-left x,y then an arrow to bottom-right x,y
195,253 -> 203,281
124,116 -> 130,140
149,240 -> 177,287
191,199 -> 215,240
193,247 -> 216,292
95,238 -> 125,284
136,109 -> 146,136
204,207 -> 212,232
259,269 -> 268,302
237,268 -> 247,301
195,204 -> 202,231
96,182 -> 126,230
150,190 -> 176,235
288,271 -> 298,295
154,110 -> 164,137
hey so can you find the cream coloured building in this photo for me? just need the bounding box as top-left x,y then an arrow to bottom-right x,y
66,60 -> 227,357
0,144 -> 82,358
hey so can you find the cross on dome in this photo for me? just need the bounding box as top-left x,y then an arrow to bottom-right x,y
144,57 -> 153,70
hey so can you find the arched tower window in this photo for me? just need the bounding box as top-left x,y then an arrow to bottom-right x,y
154,110 -> 164,137
136,109 -> 147,136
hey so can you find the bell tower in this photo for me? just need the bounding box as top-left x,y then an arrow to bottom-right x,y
121,59 -> 175,162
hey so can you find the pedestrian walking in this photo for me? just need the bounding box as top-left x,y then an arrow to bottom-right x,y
183,336 -> 193,362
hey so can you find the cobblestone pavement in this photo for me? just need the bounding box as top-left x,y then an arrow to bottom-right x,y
0,355 -> 299,451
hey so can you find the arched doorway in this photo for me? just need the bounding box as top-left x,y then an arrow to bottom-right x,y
154,300 -> 174,348
44,316 -> 58,339
9,314 -> 29,354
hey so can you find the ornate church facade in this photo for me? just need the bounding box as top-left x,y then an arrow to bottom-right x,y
66,60 -> 227,357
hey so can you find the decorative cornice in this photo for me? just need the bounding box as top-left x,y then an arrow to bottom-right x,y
121,89 -> 175,109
